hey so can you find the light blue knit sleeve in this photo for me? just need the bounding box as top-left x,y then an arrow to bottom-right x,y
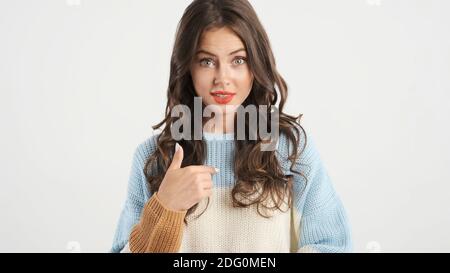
288,130 -> 353,253
110,137 -> 156,253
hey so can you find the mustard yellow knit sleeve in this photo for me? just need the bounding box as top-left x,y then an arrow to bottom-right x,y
129,193 -> 187,253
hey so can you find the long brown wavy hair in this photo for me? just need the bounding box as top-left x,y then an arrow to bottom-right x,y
144,0 -> 307,224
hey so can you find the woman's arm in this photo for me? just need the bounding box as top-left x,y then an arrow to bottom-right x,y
128,193 -> 186,253
296,188 -> 352,253
289,131 -> 353,253
110,138 -> 186,253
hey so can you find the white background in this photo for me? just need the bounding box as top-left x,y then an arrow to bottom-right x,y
1,0 -> 449,252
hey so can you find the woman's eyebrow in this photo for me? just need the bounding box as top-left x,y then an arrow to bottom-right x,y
196,48 -> 246,56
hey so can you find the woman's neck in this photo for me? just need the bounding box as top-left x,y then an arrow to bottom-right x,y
203,112 -> 235,134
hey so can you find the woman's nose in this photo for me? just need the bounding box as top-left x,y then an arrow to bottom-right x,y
214,65 -> 231,86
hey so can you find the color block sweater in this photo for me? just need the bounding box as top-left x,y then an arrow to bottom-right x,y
110,130 -> 352,253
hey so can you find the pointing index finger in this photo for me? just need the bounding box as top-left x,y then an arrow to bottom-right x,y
185,165 -> 219,174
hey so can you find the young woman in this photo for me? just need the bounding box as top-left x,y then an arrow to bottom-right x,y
111,0 -> 352,253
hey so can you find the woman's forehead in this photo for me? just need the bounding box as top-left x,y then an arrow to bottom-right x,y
198,27 -> 244,51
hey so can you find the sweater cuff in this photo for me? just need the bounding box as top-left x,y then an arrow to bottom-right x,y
129,193 -> 187,253
149,193 -> 187,225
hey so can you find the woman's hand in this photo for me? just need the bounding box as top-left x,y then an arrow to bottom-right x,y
156,143 -> 218,212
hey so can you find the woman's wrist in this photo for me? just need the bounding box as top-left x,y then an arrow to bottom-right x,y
155,191 -> 187,213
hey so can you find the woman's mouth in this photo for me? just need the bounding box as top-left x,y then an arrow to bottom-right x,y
210,91 -> 236,104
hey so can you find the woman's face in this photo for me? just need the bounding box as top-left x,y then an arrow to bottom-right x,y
190,27 -> 254,109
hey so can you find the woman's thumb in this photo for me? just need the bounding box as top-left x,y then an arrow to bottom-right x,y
168,143 -> 183,170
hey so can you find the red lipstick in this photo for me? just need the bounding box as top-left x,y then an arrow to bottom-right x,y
210,90 -> 236,104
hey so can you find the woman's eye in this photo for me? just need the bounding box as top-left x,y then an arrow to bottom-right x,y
234,57 -> 247,65
200,58 -> 214,67
199,57 -> 247,67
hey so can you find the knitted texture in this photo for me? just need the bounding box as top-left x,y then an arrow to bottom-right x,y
129,193 -> 186,253
110,129 -> 352,253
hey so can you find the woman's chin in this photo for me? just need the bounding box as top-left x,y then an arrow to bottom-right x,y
204,102 -> 240,113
